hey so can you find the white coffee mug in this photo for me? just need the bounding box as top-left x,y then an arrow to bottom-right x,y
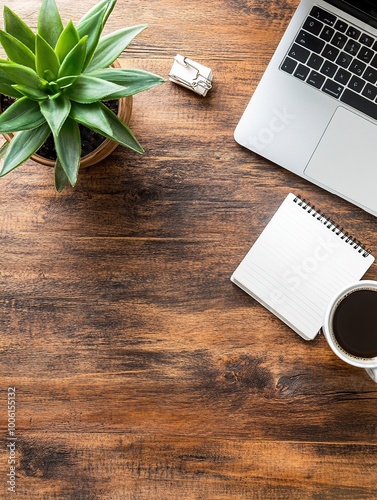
323,280 -> 377,382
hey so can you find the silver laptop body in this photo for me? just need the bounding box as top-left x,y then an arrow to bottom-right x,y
235,0 -> 377,216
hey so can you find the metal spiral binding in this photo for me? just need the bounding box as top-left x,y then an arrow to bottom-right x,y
293,195 -> 371,257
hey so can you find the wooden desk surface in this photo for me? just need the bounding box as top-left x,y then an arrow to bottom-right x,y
1,0 -> 377,498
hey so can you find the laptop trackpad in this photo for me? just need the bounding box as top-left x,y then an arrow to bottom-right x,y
304,106 -> 377,213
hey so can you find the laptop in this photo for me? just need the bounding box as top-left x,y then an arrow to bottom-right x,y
234,0 -> 377,217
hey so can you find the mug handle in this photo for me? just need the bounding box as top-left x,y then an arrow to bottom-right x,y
365,368 -> 377,382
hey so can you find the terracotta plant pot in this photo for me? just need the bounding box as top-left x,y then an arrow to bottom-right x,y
1,60 -> 133,169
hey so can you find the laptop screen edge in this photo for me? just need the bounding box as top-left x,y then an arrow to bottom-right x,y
324,0 -> 377,28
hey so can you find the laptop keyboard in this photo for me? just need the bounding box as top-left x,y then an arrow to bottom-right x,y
280,5 -> 377,121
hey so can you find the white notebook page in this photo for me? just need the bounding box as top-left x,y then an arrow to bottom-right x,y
231,193 -> 375,340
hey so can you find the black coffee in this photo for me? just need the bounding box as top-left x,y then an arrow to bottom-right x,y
332,289 -> 377,358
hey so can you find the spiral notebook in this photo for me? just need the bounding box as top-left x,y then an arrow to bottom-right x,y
231,193 -> 375,340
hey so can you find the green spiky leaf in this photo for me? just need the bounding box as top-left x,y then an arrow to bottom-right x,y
55,21 -> 80,63
0,140 -> 9,166
56,75 -> 80,89
89,68 -> 165,97
12,84 -> 48,100
54,117 -> 81,186
0,70 -> 23,97
70,101 -> 144,153
38,0 -> 64,48
77,3 -> 112,68
65,75 -> 126,103
39,96 -> 71,136
85,25 -> 147,72
36,35 -> 60,81
54,158 -> 69,192
70,101 -> 112,136
0,123 -> 50,176
0,85 -> 22,98
4,6 -> 36,52
0,30 -> 35,69
77,0 -> 116,29
0,97 -> 45,132
0,62 -> 41,89
58,36 -> 88,79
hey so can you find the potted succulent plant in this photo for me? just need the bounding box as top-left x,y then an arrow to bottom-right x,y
0,0 -> 164,191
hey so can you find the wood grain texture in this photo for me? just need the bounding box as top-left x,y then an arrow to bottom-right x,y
0,0 -> 377,498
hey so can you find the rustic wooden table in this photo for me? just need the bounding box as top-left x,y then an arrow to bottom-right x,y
1,0 -> 377,498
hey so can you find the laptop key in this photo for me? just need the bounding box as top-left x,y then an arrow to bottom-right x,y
334,67 -> 352,85
306,70 -> 326,89
281,57 -> 297,74
320,60 -> 337,78
322,44 -> 340,61
348,75 -> 365,92
346,27 -> 361,40
362,83 -> 377,101
336,51 -> 352,68
344,40 -> 361,55
310,6 -> 336,26
369,53 -> 377,69
360,33 -> 374,47
294,64 -> 310,81
363,67 -> 377,84
349,60 -> 367,76
334,20 -> 348,33
357,46 -> 374,63
288,43 -> 310,63
307,53 -> 324,70
296,30 -> 325,53
322,79 -> 344,99
303,17 -> 323,36
331,33 -> 347,49
340,88 -> 377,121
320,26 -> 335,42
